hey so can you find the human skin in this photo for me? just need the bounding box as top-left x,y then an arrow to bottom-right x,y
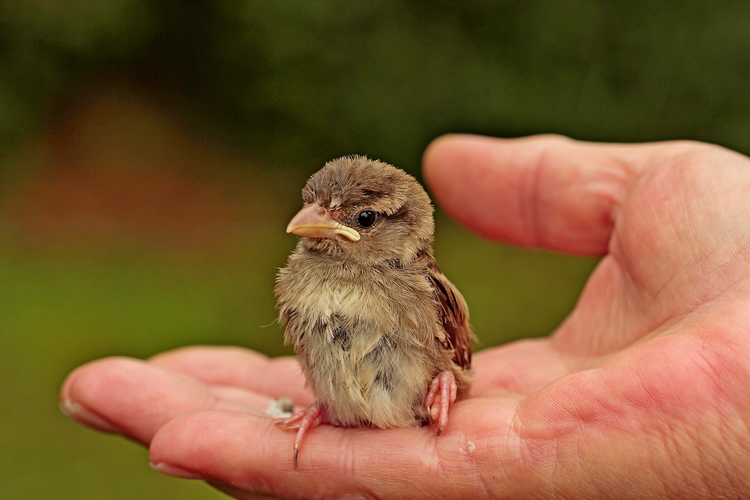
60,134 -> 750,498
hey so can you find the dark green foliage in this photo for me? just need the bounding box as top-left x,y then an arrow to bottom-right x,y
2,1 -> 750,166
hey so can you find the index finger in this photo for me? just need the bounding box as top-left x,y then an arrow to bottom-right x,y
149,345 -> 315,406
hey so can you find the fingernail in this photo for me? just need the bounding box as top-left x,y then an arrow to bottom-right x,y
60,398 -> 121,433
150,461 -> 205,480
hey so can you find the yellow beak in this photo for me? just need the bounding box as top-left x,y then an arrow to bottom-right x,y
286,203 -> 361,242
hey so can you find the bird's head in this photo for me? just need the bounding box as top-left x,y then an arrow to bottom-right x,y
286,155 -> 434,265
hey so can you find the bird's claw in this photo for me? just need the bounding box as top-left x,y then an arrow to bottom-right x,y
275,401 -> 324,470
424,371 -> 457,435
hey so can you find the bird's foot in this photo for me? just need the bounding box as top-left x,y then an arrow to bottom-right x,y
275,401 -> 325,469
424,371 -> 457,436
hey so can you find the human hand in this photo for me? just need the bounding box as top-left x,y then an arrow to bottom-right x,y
60,134 -> 750,498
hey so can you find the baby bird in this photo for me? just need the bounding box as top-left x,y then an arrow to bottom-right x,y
275,155 -> 473,469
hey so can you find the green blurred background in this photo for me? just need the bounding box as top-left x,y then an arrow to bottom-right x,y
1,1 -> 749,498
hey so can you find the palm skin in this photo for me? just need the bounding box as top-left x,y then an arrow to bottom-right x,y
60,134 -> 750,498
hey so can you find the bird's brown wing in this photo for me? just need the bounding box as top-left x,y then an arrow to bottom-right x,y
426,257 -> 473,370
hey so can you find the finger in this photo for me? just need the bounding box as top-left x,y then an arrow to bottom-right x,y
149,400 -> 521,498
209,385 -> 282,412
60,357 -> 222,444
149,345 -> 315,405
423,134 -> 649,255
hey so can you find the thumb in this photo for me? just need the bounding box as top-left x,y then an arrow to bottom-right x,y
422,134 -> 639,256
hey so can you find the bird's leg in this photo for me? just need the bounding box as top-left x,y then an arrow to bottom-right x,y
424,371 -> 457,436
275,401 -> 325,469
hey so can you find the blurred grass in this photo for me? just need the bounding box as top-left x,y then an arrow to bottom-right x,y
0,230 -> 291,499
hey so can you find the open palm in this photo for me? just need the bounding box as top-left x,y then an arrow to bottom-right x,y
61,134 -> 750,498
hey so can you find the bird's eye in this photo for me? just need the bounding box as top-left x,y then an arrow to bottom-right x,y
357,210 -> 378,228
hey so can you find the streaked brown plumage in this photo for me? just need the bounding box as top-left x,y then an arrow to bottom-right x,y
274,155 -> 473,469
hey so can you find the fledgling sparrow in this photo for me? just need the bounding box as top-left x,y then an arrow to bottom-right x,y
274,155 -> 473,469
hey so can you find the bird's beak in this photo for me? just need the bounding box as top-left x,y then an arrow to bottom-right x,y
286,203 -> 361,241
